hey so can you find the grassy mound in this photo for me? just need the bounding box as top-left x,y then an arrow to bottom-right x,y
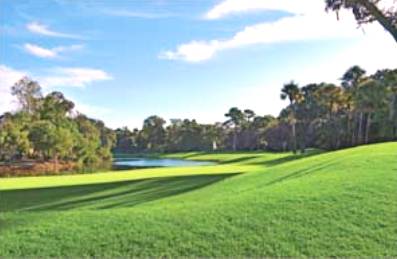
0,143 -> 396,256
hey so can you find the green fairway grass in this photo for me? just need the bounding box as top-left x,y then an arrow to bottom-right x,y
0,142 -> 396,256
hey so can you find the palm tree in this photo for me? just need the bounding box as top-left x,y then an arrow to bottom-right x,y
341,66 -> 366,145
374,69 -> 397,140
315,84 -> 346,149
224,107 -> 245,151
205,122 -> 224,151
389,80 -> 397,139
356,79 -> 389,144
280,81 -> 302,154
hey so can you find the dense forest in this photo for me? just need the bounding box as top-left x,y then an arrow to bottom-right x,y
114,66 -> 397,153
0,66 -> 396,169
0,77 -> 116,172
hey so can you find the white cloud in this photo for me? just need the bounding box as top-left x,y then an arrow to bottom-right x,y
39,67 -> 112,88
161,10 -> 363,63
160,40 -> 221,62
0,65 -> 27,113
228,29 -> 397,118
24,43 -> 57,58
26,21 -> 82,39
0,65 -> 112,118
161,0 -> 397,63
23,43 -> 84,59
204,0 -> 323,19
104,10 -> 174,19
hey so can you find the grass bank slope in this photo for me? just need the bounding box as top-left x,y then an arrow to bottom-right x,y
0,143 -> 396,256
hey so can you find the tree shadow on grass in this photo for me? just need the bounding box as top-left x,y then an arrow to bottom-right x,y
175,153 -> 206,159
263,161 -> 338,187
249,149 -> 324,167
220,156 -> 260,164
0,173 -> 239,212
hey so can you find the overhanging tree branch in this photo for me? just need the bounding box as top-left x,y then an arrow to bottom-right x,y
356,0 -> 397,42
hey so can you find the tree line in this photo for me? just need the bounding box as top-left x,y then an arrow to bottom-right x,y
1,0 -> 396,172
113,66 -> 397,154
1,66 -> 396,166
0,77 -> 116,170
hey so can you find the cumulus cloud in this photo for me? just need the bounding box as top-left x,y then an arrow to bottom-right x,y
231,30 -> 397,117
26,21 -> 82,39
0,65 -> 112,115
204,0 -> 323,19
23,43 -> 84,59
24,43 -> 57,58
160,40 -> 221,63
0,64 -> 112,109
39,67 -> 112,88
161,0 -> 396,63
160,11 -> 363,62
0,65 -> 27,113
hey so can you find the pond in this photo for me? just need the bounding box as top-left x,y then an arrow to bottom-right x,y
112,157 -> 215,170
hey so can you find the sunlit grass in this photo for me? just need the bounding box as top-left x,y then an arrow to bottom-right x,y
0,142 -> 396,256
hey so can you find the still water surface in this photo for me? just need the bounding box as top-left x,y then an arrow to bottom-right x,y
113,157 -> 215,169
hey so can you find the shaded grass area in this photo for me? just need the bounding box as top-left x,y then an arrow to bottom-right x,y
0,174 -> 237,212
163,148 -> 322,166
0,142 -> 396,256
0,164 -> 249,191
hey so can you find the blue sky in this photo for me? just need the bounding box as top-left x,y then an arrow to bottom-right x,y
1,0 -> 396,129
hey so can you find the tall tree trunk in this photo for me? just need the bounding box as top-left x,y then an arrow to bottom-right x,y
357,0 -> 397,43
300,120 -> 307,154
365,113 -> 371,144
346,113 -> 351,147
54,154 -> 59,173
390,94 -> 397,139
300,130 -> 306,154
212,140 -> 217,151
351,113 -> 356,146
394,124 -> 397,140
232,131 -> 237,151
389,94 -> 395,121
335,119 -> 341,149
358,112 -> 364,144
292,121 -> 297,154
282,141 -> 287,152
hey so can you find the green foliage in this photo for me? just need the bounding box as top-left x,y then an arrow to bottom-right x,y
142,115 -> 166,151
0,77 -> 114,169
28,120 -> 58,159
0,114 -> 31,161
278,68 -> 397,151
0,143 -> 396,256
3,68 -> 397,171
166,119 -> 211,152
113,68 -> 397,154
10,77 -> 42,114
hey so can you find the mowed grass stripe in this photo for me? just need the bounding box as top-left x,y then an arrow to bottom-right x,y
0,142 -> 396,256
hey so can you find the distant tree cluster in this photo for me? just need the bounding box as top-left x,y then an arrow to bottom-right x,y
0,77 -> 116,169
113,112 -> 278,153
1,66 -> 396,165
113,67 -> 397,154
279,67 -> 397,152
